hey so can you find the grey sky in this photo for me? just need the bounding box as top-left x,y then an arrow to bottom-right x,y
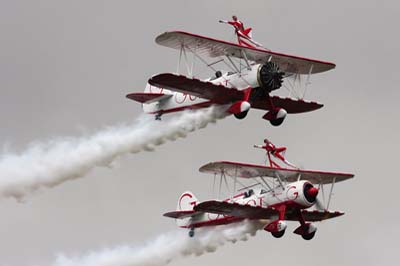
0,0 -> 399,265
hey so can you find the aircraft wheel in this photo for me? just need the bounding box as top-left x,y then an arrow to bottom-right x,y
188,228 -> 195,238
270,117 -> 285,126
301,231 -> 315,240
234,111 -> 248,119
271,230 -> 285,238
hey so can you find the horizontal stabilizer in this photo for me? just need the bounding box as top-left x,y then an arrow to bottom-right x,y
163,210 -> 202,219
126,92 -> 172,104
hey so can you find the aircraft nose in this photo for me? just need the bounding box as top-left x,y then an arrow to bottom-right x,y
307,187 -> 319,198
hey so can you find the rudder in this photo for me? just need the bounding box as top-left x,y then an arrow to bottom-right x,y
177,191 -> 199,211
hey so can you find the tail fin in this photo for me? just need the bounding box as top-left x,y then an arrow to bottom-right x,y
163,191 -> 200,227
177,191 -> 199,211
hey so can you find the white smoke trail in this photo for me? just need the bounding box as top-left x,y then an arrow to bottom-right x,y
54,220 -> 263,266
0,106 -> 227,200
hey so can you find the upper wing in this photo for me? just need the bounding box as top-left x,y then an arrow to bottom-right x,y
149,73 -> 323,114
149,73 -> 244,103
199,161 -> 354,184
156,31 -> 335,75
194,200 -> 278,219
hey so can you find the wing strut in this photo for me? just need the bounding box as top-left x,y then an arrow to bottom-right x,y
302,64 -> 314,98
232,166 -> 238,200
226,55 -> 241,74
225,55 -> 251,86
327,177 -> 336,209
240,50 -> 252,70
260,176 -> 273,192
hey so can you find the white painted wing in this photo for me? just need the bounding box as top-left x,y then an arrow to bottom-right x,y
156,31 -> 336,75
199,161 -> 354,184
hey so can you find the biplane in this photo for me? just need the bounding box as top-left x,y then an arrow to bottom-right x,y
164,140 -> 354,240
127,17 -> 336,126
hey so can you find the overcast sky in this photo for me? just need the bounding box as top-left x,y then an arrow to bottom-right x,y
0,0 -> 399,265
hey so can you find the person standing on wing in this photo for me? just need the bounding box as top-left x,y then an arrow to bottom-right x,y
219,15 -> 263,48
254,139 -> 297,168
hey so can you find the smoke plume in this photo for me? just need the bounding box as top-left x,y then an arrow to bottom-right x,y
54,220 -> 262,266
0,107 -> 226,200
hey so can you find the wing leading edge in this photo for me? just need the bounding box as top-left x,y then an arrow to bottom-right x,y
199,161 -> 354,185
155,31 -> 335,75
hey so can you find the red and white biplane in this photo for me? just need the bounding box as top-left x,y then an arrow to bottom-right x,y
127,17 -> 336,126
164,139 -> 354,240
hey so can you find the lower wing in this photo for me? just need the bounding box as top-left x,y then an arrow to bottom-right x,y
149,73 -> 323,113
194,200 -> 344,222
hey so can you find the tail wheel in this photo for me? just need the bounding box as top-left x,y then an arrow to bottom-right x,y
234,111 -> 248,119
188,228 -> 195,238
271,230 -> 285,238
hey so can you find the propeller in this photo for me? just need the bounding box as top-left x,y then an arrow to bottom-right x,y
314,197 -> 326,211
258,62 -> 285,92
304,184 -> 326,211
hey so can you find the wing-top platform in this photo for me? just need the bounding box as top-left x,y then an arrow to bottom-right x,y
199,161 -> 354,184
156,31 -> 335,75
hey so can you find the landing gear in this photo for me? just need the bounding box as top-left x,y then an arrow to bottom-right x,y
234,110 -> 248,119
188,228 -> 195,237
270,117 -> 285,126
271,229 -> 285,238
294,211 -> 317,241
263,108 -> 287,127
264,218 -> 287,239
301,231 -> 316,240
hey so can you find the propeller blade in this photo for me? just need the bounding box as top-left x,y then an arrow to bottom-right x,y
315,197 -> 325,211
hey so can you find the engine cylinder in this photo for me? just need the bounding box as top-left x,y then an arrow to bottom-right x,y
257,62 -> 284,92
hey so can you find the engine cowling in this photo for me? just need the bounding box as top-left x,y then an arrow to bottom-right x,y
257,62 -> 285,92
286,181 -> 319,208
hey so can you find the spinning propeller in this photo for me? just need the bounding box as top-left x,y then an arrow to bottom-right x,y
258,62 -> 285,92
